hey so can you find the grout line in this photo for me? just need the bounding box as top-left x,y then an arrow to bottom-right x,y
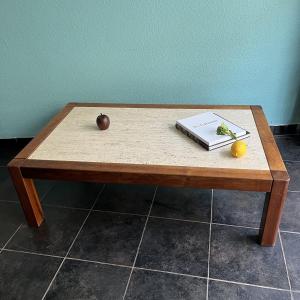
209,277 -> 291,293
281,230 -> 300,236
134,266 -> 207,280
1,246 -> 145,270
65,256 -> 131,269
39,183 -> 55,202
287,191 -> 300,193
274,135 -> 300,138
133,266 -> 292,294
42,204 -> 90,211
92,209 -> 147,217
2,248 -> 64,260
41,185 -> 105,300
0,199 -> 19,203
0,225 -> 22,254
149,215 -> 210,225
284,160 -> 300,163
39,204 -> 148,217
211,222 -> 259,230
279,231 -> 294,300
122,186 -> 158,300
150,215 -> 260,231
206,189 -> 213,300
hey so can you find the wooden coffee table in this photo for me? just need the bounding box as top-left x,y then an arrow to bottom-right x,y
8,103 -> 289,246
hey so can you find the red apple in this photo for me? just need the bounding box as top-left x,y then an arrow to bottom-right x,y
96,114 -> 110,130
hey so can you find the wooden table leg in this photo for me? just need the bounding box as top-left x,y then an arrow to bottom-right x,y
8,160 -> 44,227
259,176 -> 289,246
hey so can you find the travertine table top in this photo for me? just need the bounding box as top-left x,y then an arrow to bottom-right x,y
29,107 -> 269,171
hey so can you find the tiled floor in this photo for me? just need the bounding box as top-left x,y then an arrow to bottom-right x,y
0,134 -> 299,299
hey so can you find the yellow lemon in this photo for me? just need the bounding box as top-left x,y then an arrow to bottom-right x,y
231,141 -> 247,158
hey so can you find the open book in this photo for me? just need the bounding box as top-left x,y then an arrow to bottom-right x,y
176,112 -> 250,151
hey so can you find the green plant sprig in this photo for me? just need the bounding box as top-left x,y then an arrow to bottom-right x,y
216,122 -> 237,139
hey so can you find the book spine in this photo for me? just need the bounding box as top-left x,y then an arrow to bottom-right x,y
175,123 -> 209,151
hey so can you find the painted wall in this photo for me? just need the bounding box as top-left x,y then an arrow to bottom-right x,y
0,1 -> 300,138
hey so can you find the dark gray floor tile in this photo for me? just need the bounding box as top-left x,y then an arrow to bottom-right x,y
42,181 -> 102,209
0,167 -> 53,202
293,292 -> 300,300
210,225 -> 289,289
45,259 -> 130,300
281,192 -> 300,232
125,269 -> 206,300
208,280 -> 291,300
94,184 -> 155,215
286,162 -> 300,191
281,232 -> 300,290
0,202 -> 24,247
0,166 -> 20,202
0,250 -> 62,300
136,218 -> 209,276
213,190 -> 265,228
69,211 -> 146,265
151,187 -> 211,222
275,135 -> 300,161
6,206 -> 87,256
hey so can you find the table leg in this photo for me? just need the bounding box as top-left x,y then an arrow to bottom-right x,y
8,162 -> 44,227
259,179 -> 289,246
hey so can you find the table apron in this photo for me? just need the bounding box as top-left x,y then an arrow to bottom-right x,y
20,165 -> 272,192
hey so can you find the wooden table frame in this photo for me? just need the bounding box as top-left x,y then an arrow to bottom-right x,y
8,103 -> 289,247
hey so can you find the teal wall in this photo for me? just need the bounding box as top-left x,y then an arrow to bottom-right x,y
1,1 -> 300,138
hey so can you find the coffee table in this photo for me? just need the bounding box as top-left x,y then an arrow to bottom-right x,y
8,103 -> 289,246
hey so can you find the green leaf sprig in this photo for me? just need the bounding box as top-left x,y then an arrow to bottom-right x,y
216,122 -> 237,139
